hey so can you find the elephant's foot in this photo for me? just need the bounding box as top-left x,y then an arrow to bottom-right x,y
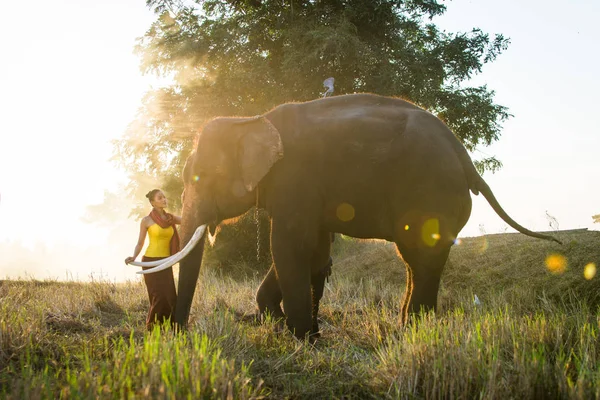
310,315 -> 324,338
256,295 -> 285,323
236,312 -> 262,325
400,303 -> 436,327
258,302 -> 285,320
311,325 -> 321,338
308,332 -> 321,345
285,315 -> 313,341
309,330 -> 321,342
260,310 -> 286,326
237,310 -> 286,333
289,325 -> 321,345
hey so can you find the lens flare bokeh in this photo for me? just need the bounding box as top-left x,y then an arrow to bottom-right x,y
421,218 -> 440,247
584,263 -> 596,280
336,203 -> 355,222
545,254 -> 567,275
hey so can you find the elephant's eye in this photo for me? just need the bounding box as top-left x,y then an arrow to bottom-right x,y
192,171 -> 207,183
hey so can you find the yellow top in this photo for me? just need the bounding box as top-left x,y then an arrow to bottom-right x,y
144,223 -> 174,257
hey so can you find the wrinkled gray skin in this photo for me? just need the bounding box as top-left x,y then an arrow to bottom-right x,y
174,93 -> 559,338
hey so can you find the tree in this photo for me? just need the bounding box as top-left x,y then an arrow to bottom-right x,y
110,0 -> 511,267
115,0 -> 510,209
593,214 -> 600,224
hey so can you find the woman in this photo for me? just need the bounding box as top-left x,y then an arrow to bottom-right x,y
125,189 -> 181,330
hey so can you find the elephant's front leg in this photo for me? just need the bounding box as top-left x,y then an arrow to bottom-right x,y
256,250 -> 331,337
256,267 -> 328,336
270,220 -> 316,339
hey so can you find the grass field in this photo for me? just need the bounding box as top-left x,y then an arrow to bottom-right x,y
1,230 -> 599,399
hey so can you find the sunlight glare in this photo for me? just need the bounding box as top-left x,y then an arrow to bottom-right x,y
478,238 -> 488,254
208,229 -> 217,246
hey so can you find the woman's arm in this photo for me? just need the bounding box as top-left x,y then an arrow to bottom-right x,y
172,214 -> 182,224
124,219 -> 148,264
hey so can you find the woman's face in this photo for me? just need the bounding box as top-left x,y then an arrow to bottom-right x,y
151,191 -> 168,208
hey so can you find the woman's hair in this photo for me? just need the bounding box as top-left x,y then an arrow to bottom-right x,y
145,189 -> 161,203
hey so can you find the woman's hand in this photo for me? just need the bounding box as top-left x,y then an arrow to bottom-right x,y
126,218 -> 148,265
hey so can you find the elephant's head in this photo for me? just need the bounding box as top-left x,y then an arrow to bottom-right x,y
142,116 -> 284,328
183,116 -> 284,232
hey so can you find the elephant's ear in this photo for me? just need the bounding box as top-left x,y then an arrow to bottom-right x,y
237,117 -> 284,192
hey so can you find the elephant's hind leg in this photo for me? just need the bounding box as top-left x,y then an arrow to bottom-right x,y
256,265 -> 284,320
400,260 -> 413,323
309,229 -> 334,337
311,241 -> 334,336
393,208 -> 459,324
395,243 -> 452,325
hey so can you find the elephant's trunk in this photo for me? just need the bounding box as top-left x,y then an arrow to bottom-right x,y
173,198 -> 207,329
174,229 -> 206,328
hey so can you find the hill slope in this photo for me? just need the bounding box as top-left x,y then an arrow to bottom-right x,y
330,229 -> 600,310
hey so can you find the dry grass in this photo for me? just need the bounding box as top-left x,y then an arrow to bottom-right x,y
1,230 -> 599,398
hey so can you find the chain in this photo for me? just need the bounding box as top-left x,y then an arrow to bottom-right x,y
255,189 -> 260,261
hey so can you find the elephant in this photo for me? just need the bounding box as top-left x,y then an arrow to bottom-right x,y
139,93 -> 560,339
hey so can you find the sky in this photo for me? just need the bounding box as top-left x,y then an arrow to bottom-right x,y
0,0 -> 598,281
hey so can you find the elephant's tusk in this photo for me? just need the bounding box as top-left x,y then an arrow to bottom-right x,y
129,254 -> 179,267
137,225 -> 207,275
129,224 -> 208,267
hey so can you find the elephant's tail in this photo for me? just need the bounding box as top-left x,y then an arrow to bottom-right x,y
472,176 -> 562,244
447,128 -> 561,244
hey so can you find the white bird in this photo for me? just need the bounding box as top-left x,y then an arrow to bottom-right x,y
473,294 -> 481,307
478,223 -> 486,236
545,210 -> 559,231
322,77 -> 334,98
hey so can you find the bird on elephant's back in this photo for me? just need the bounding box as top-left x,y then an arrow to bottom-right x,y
137,93 -> 561,340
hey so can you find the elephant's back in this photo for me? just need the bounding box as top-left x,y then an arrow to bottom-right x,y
268,94 -> 473,239
270,93 -> 468,191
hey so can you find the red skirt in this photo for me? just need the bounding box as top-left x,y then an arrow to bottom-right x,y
142,256 -> 177,331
